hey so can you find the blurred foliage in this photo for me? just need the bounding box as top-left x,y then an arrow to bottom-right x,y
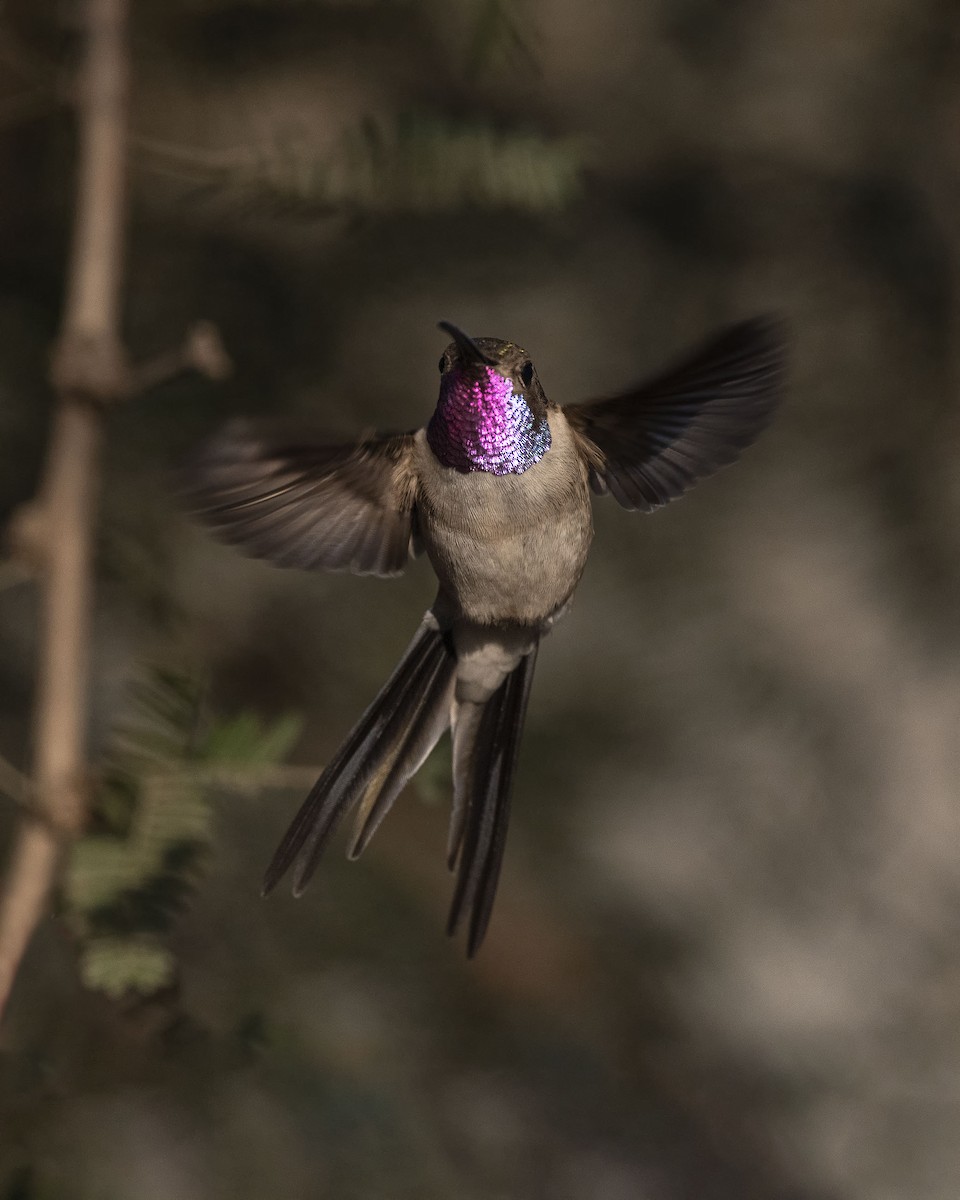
64,668 -> 302,999
466,0 -> 539,77
139,113 -> 580,218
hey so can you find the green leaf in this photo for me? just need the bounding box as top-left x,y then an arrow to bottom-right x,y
79,937 -> 176,999
331,114 -> 582,214
200,711 -> 303,766
64,666 -> 304,999
143,113 -> 581,219
242,712 -> 304,765
200,711 -> 263,764
66,839 -> 149,912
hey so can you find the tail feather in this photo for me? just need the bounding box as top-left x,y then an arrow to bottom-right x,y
447,641 -> 539,956
261,616 -> 454,896
447,700 -> 484,868
347,652 -> 455,858
467,646 -> 537,954
263,612 -> 540,957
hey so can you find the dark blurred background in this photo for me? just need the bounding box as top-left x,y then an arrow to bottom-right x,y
2,1 -> 960,1197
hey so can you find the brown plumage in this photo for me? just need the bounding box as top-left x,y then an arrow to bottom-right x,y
186,316 -> 786,955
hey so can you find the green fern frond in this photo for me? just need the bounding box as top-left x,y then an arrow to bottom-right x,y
140,113 -> 581,218
275,113 -> 581,214
64,666 -> 303,999
79,937 -> 176,999
199,710 -> 303,766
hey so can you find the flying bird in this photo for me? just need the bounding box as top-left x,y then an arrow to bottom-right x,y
188,316 -> 785,955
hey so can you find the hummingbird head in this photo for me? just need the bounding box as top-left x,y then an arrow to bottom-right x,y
429,321 -> 552,476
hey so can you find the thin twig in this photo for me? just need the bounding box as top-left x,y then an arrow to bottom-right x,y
131,132 -> 246,172
0,0 -> 130,1022
0,88 -> 58,130
0,756 -> 32,812
0,560 -> 32,593
132,321 -> 233,395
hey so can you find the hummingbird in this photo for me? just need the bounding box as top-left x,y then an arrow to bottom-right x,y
188,317 -> 785,955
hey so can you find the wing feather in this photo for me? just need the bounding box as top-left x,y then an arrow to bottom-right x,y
565,317 -> 787,512
185,423 -> 419,576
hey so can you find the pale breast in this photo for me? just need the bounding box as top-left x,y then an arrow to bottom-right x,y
413,414 -> 594,626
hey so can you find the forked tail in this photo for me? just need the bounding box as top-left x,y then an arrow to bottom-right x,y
447,641 -> 539,956
262,616 -> 456,897
262,615 -> 540,956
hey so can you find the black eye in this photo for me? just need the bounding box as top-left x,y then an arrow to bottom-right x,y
520,360 -> 534,387
438,355 -> 448,374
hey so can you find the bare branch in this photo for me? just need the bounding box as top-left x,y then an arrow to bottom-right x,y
131,132 -> 243,176
0,560 -> 33,593
0,756 -> 32,812
0,0 -> 130,1022
5,501 -> 47,577
0,88 -> 58,131
132,321 -> 233,395
0,759 -> 76,846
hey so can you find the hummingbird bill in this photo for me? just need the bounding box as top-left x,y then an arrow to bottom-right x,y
188,317 -> 786,955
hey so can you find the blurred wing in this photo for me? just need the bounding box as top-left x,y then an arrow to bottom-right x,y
564,316 -> 786,512
185,423 -> 419,576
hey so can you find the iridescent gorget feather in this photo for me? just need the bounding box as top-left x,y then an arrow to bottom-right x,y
427,365 -> 551,475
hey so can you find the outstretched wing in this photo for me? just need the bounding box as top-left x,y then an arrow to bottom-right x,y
185,423 -> 419,576
564,317 -> 786,513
